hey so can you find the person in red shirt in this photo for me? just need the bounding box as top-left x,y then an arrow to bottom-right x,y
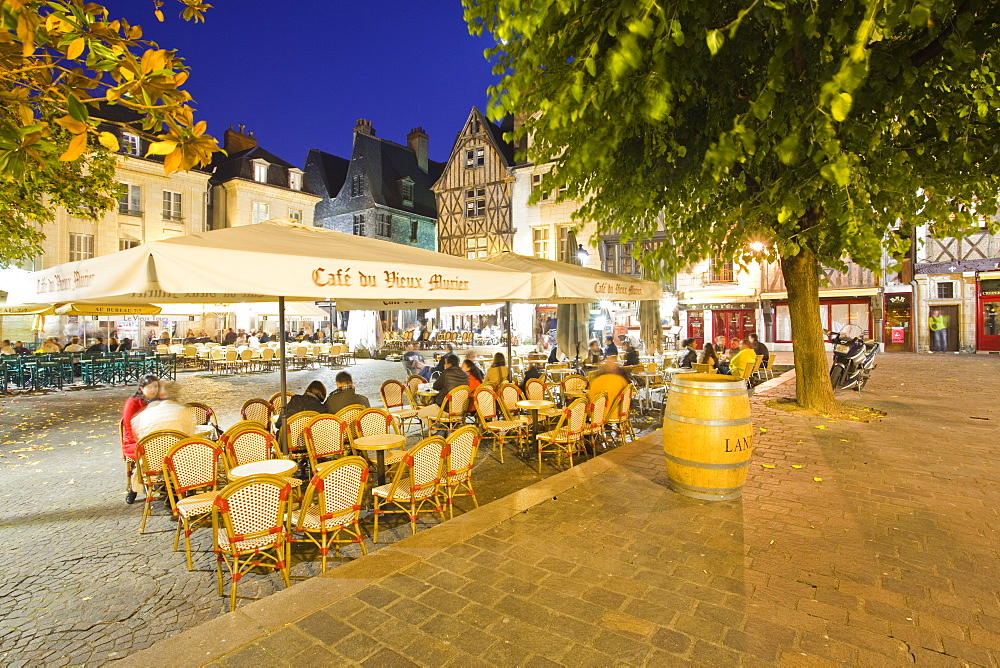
462,359 -> 484,391
121,374 -> 160,504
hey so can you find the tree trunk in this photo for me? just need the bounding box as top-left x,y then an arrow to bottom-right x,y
780,246 -> 838,412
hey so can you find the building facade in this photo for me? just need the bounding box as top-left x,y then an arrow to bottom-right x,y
306,120 -> 442,251
432,108 -> 516,259
207,125 -> 320,229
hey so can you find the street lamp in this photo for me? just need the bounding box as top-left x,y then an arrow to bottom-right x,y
576,244 -> 589,264
749,241 -> 765,252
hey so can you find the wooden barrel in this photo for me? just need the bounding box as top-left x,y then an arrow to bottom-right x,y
662,373 -> 752,501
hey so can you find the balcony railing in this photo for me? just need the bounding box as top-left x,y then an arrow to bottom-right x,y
118,206 -> 142,217
703,269 -> 736,284
762,262 -> 878,293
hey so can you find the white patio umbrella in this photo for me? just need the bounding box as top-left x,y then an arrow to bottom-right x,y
5,219 -> 533,414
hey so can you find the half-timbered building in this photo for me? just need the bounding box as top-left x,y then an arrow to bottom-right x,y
432,109 -> 516,259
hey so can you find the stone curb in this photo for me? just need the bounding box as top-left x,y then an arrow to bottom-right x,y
120,435 -> 657,667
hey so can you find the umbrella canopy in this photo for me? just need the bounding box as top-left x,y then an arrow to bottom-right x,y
639,300 -> 663,355
554,230 -> 591,361
0,303 -> 161,316
4,219 -> 533,306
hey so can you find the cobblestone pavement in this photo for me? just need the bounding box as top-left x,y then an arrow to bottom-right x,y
0,357 -> 613,667
127,352 -> 1000,667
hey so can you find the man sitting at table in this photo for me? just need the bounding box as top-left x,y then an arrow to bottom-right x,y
603,336 -> 618,357
416,354 -> 467,425
728,339 -> 758,379
132,382 -> 196,442
674,339 -> 697,368
585,339 -> 603,365
276,380 -> 329,431
324,372 -> 370,414
85,337 -> 108,354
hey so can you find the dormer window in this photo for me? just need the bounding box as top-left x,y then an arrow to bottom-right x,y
288,170 -> 302,191
253,160 -> 268,183
350,174 -> 365,197
121,132 -> 140,156
465,147 -> 485,168
401,178 -> 414,207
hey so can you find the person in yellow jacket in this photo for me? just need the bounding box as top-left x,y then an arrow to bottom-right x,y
928,309 -> 947,352
728,339 -> 758,379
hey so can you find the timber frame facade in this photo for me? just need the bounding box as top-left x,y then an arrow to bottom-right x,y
432,108 -> 516,259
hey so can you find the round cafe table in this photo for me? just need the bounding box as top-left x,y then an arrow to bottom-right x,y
353,434 -> 407,486
228,459 -> 297,480
415,389 -> 437,406
516,399 -> 555,452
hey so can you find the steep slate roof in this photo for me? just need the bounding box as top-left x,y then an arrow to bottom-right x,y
304,149 -> 350,201
354,133 -> 444,218
90,103 -> 211,173
208,145 -> 308,191
484,112 -> 516,166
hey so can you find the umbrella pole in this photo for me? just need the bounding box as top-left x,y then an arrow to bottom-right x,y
278,296 -> 288,451
505,301 -> 513,381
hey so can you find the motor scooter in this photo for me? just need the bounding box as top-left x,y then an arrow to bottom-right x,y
828,324 -> 878,392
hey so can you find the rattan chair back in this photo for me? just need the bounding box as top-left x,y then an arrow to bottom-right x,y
225,427 -> 276,469
240,399 -> 272,427
355,407 -> 397,438
304,414 -> 350,466
445,426 -> 479,483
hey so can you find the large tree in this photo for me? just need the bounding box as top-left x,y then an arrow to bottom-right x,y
464,0 -> 1000,411
0,0 -> 217,264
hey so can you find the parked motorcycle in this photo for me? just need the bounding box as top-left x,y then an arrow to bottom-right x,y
828,324 -> 879,392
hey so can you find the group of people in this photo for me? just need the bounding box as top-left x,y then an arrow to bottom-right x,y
584,335 -> 641,366
1,336 -> 134,356
401,343 -> 510,391
675,333 -> 770,379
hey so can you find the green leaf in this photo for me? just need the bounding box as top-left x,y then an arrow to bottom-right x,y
706,30 -> 723,56
777,132 -> 799,164
67,94 -> 89,123
831,93 -> 852,122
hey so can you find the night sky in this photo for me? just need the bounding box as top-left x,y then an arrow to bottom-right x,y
101,1 -> 498,166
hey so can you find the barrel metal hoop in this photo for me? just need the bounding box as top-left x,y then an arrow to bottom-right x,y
669,482 -> 745,501
672,378 -> 747,390
669,386 -> 749,397
669,478 -> 745,495
664,452 -> 751,470
665,412 -> 752,427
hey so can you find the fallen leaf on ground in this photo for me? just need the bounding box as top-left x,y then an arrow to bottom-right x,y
815,425 -> 826,430
813,477 -> 823,482
761,464 -> 775,469
791,465 -> 803,469
838,439 -> 848,442
759,428 -> 767,433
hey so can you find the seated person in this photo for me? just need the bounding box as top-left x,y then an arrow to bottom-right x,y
462,359 -> 484,391
484,352 -> 510,385
728,339 -> 758,378
13,341 -> 30,355
674,339 -> 697,368
132,381 -> 196,442
603,336 -> 618,357
431,344 -> 455,375
324,372 -> 370,414
585,339 -> 603,365
275,380 -> 329,431
699,342 -> 720,372
417,354 -> 467,422
749,333 -> 769,368
414,359 -> 435,381
621,341 -> 640,366
39,338 -> 61,353
402,343 -> 424,377
63,337 -> 84,352
85,337 -> 108,354
521,362 -> 542,392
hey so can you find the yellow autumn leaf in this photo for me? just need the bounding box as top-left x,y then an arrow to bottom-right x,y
813,477 -> 823,482
55,115 -> 87,135
66,36 -> 85,60
154,9 -> 164,21
761,464 -> 775,469
146,140 -> 177,156
838,439 -> 848,442
97,131 -> 119,152
759,427 -> 767,433
59,132 -> 87,161
163,149 -> 183,174
814,425 -> 826,430
791,464 -> 803,469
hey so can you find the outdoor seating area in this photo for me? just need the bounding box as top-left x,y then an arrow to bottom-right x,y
131,368 -> 646,611
1,351 -> 176,393
165,341 -> 354,374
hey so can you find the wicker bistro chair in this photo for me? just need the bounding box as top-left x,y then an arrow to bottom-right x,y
282,410 -> 318,461
303,414 -> 351,473
187,402 -> 220,438
354,407 -> 406,473
583,391 -> 610,454
135,430 -> 190,533
472,385 -> 524,463
524,378 -> 562,423
212,475 -> 292,612
424,385 -> 471,436
406,374 -> 425,402
290,457 -> 369,572
444,426 -> 480,519
268,392 -> 295,417
560,375 -> 590,407
380,379 -> 422,435
240,399 -> 272,428
536,399 -> 589,473
222,426 -> 279,470
163,438 -> 222,570
372,437 -> 448,542
605,385 -> 636,445
333,404 -> 367,442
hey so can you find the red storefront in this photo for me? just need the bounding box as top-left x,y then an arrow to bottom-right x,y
977,274 -> 1000,352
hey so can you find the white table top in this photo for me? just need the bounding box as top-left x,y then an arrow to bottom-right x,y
192,424 -> 215,437
229,459 -> 297,479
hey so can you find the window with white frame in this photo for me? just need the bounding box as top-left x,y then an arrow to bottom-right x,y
401,178 -> 414,206
253,162 -> 268,183
251,202 -> 269,225
465,147 -> 485,168
557,227 -> 570,262
376,213 -> 392,237
464,188 -> 486,217
162,191 -> 182,221
121,132 -> 141,156
532,227 -> 550,258
69,233 -> 94,261
288,209 -> 302,223
466,236 -> 488,259
353,213 -> 366,236
118,184 -> 141,216
119,238 -> 139,251
531,173 -> 549,201
288,171 -> 302,191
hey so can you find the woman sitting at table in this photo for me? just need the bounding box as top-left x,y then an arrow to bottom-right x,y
699,342 -> 724,373
275,380 -> 329,431
585,339 -> 603,365
622,340 -> 640,367
484,352 -> 510,385
121,374 -> 161,505
462,358 -> 484,391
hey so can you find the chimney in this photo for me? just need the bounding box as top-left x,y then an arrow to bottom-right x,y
354,119 -> 375,137
407,126 -> 428,173
223,123 -> 258,153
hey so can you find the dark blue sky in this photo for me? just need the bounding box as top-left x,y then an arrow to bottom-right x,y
103,1 -> 498,166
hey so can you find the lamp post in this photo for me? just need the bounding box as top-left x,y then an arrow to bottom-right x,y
576,244 -> 589,265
